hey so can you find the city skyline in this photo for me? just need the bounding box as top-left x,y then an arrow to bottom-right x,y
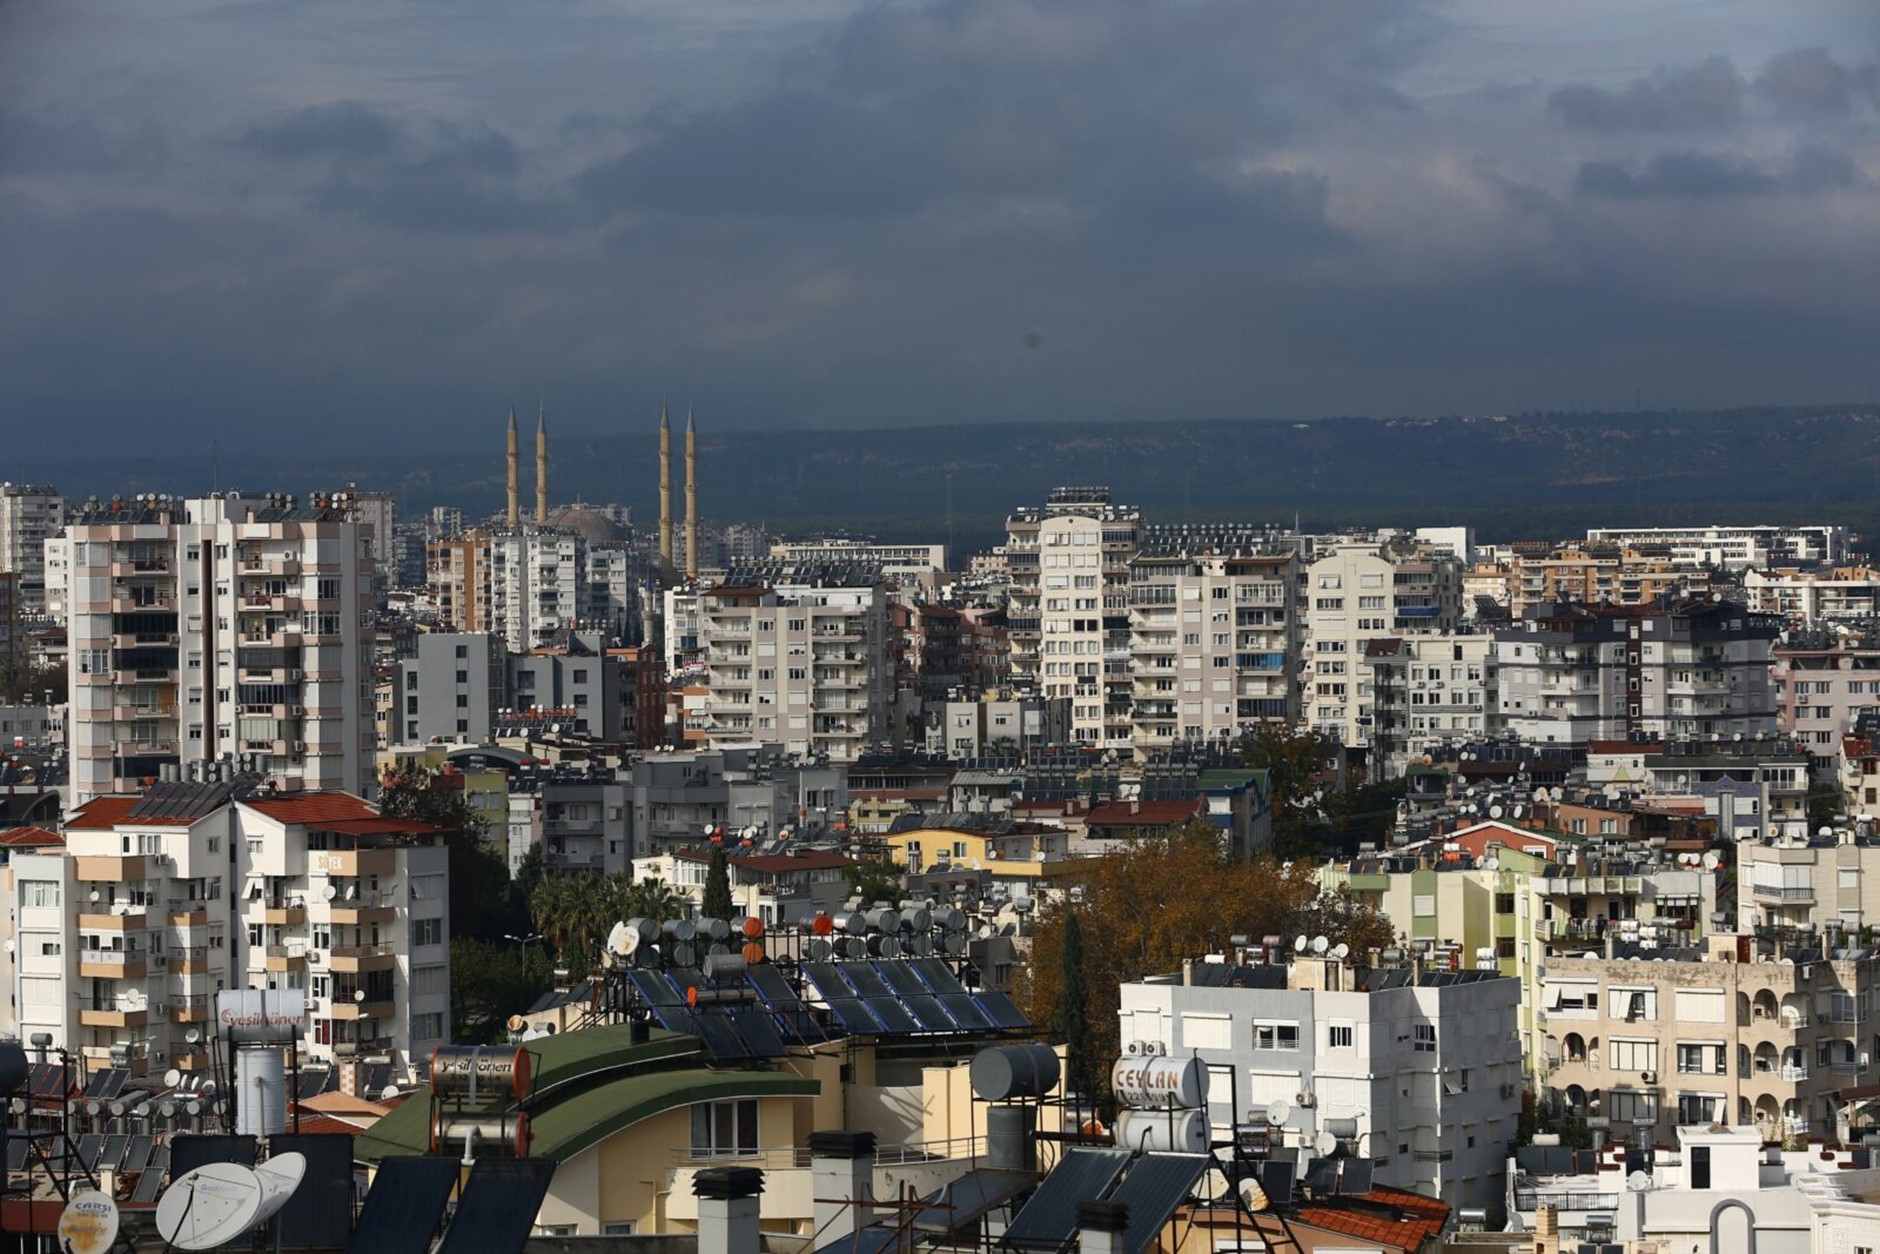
3,1 -> 1876,455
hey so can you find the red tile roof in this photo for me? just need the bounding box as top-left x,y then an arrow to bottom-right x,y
0,827 -> 65,848
282,1112 -> 363,1138
1084,798 -> 1206,827
63,796 -> 140,830
241,794 -> 380,824
1295,1186 -> 1450,1252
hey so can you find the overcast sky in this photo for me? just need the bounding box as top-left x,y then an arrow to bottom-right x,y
1,0 -> 1876,455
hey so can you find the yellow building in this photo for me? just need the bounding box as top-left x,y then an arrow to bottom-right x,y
876,821 -> 1072,885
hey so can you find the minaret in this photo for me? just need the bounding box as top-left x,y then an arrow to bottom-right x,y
535,403 -> 549,524
505,407 -> 519,528
658,403 -> 673,564
684,406 -> 698,579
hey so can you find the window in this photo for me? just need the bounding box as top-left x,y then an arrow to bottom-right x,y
411,1012 -> 444,1042
1608,1089 -> 1657,1125
1832,992 -> 1858,1023
21,881 -> 60,908
1413,1024 -> 1437,1052
410,917 -> 443,947
1609,1038 -> 1658,1072
1253,1022 -> 1299,1051
690,1098 -> 758,1158
1327,1024 -> 1353,1049
1676,1043 -> 1726,1075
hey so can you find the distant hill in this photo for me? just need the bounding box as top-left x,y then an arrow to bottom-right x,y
18,404 -> 1878,553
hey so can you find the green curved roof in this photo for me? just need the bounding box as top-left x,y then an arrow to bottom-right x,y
356,1025 -> 818,1165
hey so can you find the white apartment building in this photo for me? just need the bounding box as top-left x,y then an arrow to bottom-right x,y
1362,632 -> 1495,779
698,567 -> 889,762
1745,566 -> 1880,623
489,528 -> 585,653
0,482 -> 65,615
1303,539 -> 1465,748
583,542 -> 640,645
7,783 -> 449,1080
1120,951 -> 1522,1212
769,539 -> 948,581
63,493 -> 375,805
1005,487 -> 1144,748
1126,536 -> 1300,761
1583,524 -> 1847,570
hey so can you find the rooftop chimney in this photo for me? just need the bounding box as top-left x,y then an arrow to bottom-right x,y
694,1166 -> 763,1254
809,1130 -> 874,1245
1078,1200 -> 1130,1254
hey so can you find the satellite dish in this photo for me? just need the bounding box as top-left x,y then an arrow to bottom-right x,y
1315,1131 -> 1338,1156
1293,936 -> 1309,953
1311,936 -> 1330,955
58,1190 -> 119,1254
1,940 -> 11,955
1702,851 -> 1722,871
381,1085 -> 401,1101
1330,943 -> 1350,960
164,1069 -> 183,1089
1489,805 -> 1504,819
606,922 -> 633,957
253,1152 -> 306,1227
156,1163 -> 265,1249
321,884 -> 337,902
1626,1171 -> 1652,1192
90,890 -> 101,903
1238,1177 -> 1271,1214
354,989 -> 367,1003
185,1028 -> 201,1045
1199,1168 -> 1233,1203
1266,1099 -> 1292,1125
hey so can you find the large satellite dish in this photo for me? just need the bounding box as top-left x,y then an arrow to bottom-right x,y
1199,1168 -> 1233,1203
1238,1177 -> 1270,1214
57,1190 -> 119,1254
606,922 -> 633,957
1266,1099 -> 1292,1125
1315,1131 -> 1338,1156
1626,1171 -> 1652,1192
156,1164 -> 265,1250
253,1152 -> 307,1227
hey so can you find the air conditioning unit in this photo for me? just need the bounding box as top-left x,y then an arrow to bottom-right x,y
1501,1083 -> 1517,1099
1295,1090 -> 1315,1108
291,705 -> 305,717
292,741 -> 307,753
1641,1071 -> 1657,1085
287,669 -> 303,681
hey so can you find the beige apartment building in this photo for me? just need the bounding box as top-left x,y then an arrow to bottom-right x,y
63,493 -> 375,805
1539,933 -> 1879,1145
1735,833 -> 1880,934
1467,545 -> 1683,619
1126,532 -> 1299,760
426,533 -> 493,633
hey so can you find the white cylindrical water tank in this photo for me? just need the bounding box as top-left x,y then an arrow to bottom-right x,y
1113,1108 -> 1209,1154
236,1048 -> 286,1139
1110,1055 -> 1208,1110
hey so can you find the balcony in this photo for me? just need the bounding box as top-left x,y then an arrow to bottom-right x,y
309,849 -> 397,878
1751,884 -> 1814,903
173,946 -> 210,975
168,903 -> 208,928
80,998 -> 149,1029
172,995 -> 212,1023
78,909 -> 149,932
1780,1065 -> 1809,1082
79,952 -> 147,979
329,943 -> 399,974
329,997 -> 396,1021
75,855 -> 149,882
263,901 -> 308,926
262,945 -> 308,972
330,894 -> 397,924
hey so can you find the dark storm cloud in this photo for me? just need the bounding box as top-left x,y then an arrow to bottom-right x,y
1755,47 -> 1855,117
239,101 -> 404,159
1575,146 -> 1860,199
1549,55 -> 1743,131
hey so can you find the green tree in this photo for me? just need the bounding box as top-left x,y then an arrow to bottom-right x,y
449,936 -> 553,1043
1807,779 -> 1845,835
379,764 -> 526,941
1056,911 -> 1098,1108
618,876 -> 686,924
1240,725 -> 1348,856
702,845 -> 735,920
845,857 -> 903,905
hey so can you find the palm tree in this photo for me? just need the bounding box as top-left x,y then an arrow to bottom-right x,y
620,877 -> 686,924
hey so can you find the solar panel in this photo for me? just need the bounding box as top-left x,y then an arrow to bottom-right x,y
1002,1148 -> 1131,1249
121,1135 -> 155,1174
772,1008 -> 828,1044
973,990 -> 1032,1031
874,962 -> 928,996
273,1132 -> 358,1248
99,1134 -> 129,1171
129,1146 -> 168,1206
75,1134 -> 102,1171
859,994 -> 923,1035
812,1224 -> 909,1254
910,1167 -> 1037,1233
5,1133 -> 28,1171
1110,1153 -> 1209,1254
349,1156 -> 460,1254
1338,1158 -> 1374,1196
626,969 -> 684,1006
692,1014 -> 751,1061
900,993 -> 959,1032
910,958 -> 969,997
168,1134 -> 258,1178
801,962 -> 856,1001
647,1002 -> 697,1034
85,1067 -> 128,1101
939,994 -> 995,1032
435,1157 -> 557,1254
838,962 -> 898,1000
823,998 -> 885,1035
1257,1159 -> 1296,1207
733,1011 -> 787,1059
745,964 -> 802,1009
1302,1157 -> 1338,1195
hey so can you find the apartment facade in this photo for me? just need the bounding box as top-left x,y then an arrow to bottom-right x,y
490,528 -> 585,653
1538,935 -> 1880,1145
1736,835 -> 1880,934
1303,539 -> 1465,748
698,568 -> 889,762
64,494 -> 375,805
0,482 -> 65,615
1004,487 -> 1144,748
1120,954 -> 1522,1212
1362,632 -> 1495,778
1745,566 -> 1880,624
1772,632 -> 1880,762
1127,536 -> 1300,761
1582,524 -> 1848,570
426,533 -> 494,634
628,748 -> 847,854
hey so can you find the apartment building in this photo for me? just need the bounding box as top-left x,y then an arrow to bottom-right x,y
1127,532 -> 1300,761
1772,630 -> 1880,762
0,482 -> 65,615
1303,538 -> 1465,748
698,565 -> 888,762
770,539 -> 948,581
426,534 -> 493,633
1745,566 -> 1880,624
1362,632 -> 1495,779
1736,831 -> 1880,934
1494,599 -> 1778,745
392,632 -> 507,743
508,763 -> 633,875
341,490 -> 397,584
1582,524 -> 1848,570
490,528 -> 585,653
63,493 -> 375,805
1538,931 -> 1880,1145
629,846 -> 853,925
8,782 -> 449,1079
927,694 -> 1071,758
1004,486 -> 1144,748
1120,950 -> 1522,1212
628,747 -> 846,854
583,542 -> 640,645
